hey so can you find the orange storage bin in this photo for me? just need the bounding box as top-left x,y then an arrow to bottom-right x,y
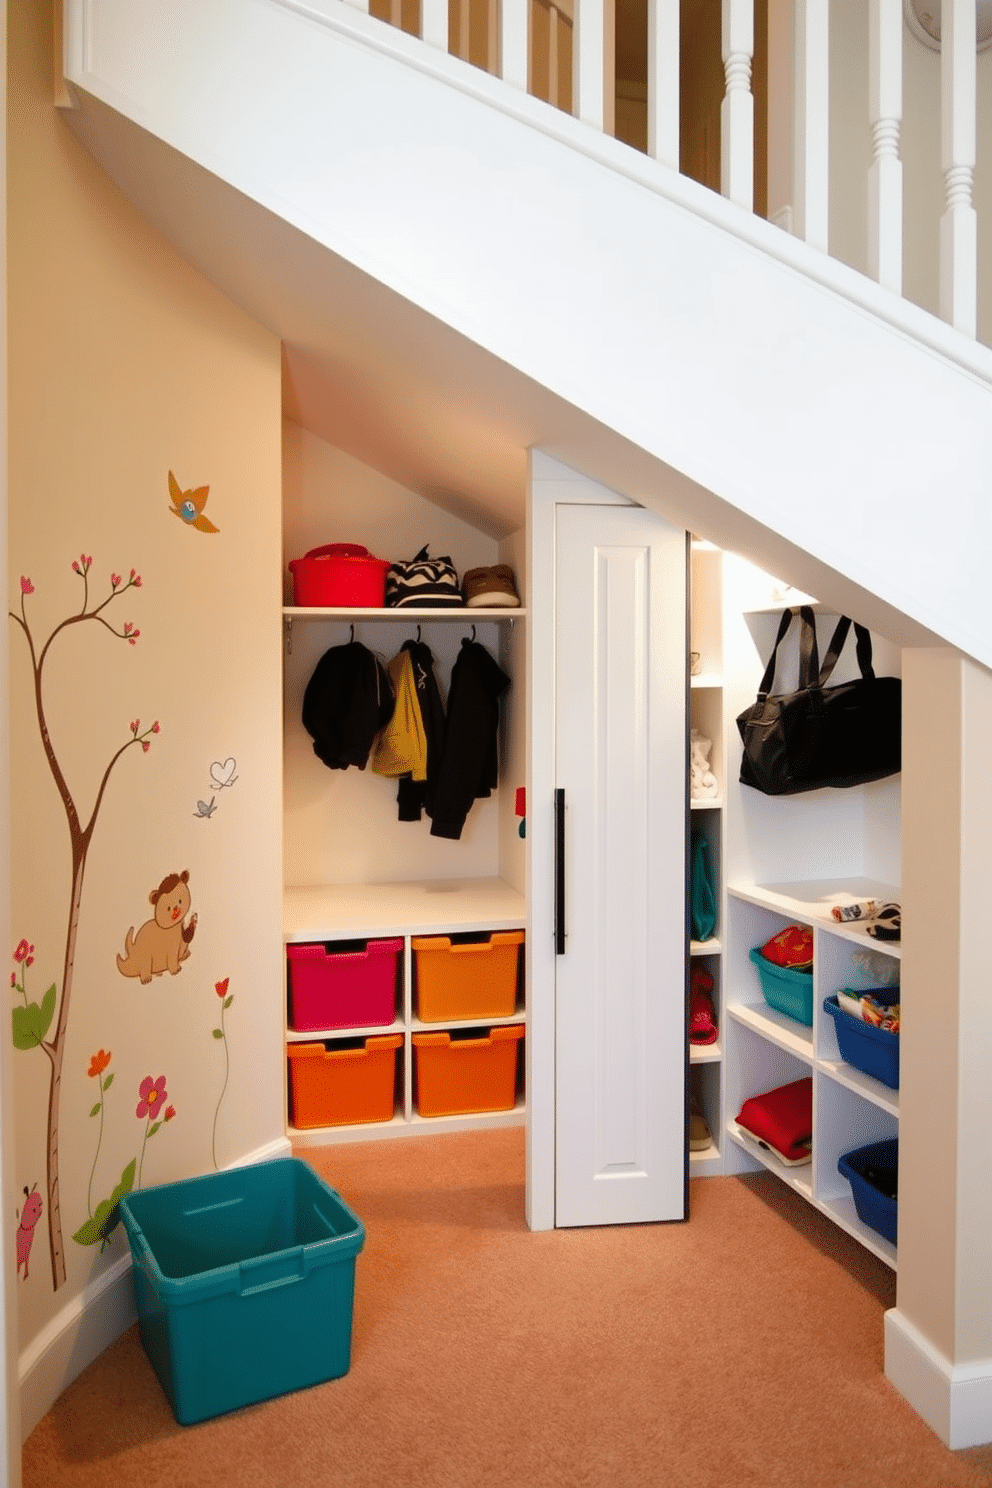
287,1034 -> 402,1128
412,1024 -> 524,1117
412,930 -> 524,1023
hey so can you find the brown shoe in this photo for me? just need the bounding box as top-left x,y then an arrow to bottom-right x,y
462,564 -> 520,609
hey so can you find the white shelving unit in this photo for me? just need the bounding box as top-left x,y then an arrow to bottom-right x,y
709,552 -> 903,1269
281,602 -> 527,1146
689,539 -> 726,1177
723,880 -> 901,1267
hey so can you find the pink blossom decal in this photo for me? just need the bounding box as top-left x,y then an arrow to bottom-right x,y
136,1075 -> 174,1188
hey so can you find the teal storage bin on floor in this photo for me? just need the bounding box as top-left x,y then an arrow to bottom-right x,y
119,1157 -> 364,1425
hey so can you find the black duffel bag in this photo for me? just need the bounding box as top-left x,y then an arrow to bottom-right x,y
737,606 -> 901,796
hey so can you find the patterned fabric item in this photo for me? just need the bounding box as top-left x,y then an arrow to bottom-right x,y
385,546 -> 463,608
866,902 -> 901,941
760,924 -> 814,969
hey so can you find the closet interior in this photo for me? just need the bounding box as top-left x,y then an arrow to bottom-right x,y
281,426 -> 527,1145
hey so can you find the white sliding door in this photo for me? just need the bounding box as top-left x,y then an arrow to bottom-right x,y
553,502 -> 688,1227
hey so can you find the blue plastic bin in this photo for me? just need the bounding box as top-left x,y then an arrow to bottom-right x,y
824,992 -> 900,1088
748,946 -> 813,1026
119,1158 -> 364,1424
838,1137 -> 898,1246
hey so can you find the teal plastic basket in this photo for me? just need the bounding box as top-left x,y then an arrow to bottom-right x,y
748,946 -> 813,1026
119,1157 -> 364,1425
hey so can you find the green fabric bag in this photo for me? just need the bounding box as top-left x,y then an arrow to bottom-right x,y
690,833 -> 717,941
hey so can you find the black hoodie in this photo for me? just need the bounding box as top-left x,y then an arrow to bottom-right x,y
428,638 -> 511,840
301,640 -> 395,771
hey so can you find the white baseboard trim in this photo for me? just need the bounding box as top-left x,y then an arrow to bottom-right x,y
885,1307 -> 992,1449
19,1135 -> 293,1441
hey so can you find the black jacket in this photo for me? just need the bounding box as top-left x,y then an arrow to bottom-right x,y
429,638 -> 510,840
301,641 -> 395,771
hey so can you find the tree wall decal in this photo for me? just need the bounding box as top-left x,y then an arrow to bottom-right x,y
8,555 -> 158,1290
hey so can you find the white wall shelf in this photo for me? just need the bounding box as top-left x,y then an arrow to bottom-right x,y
284,876 -> 526,942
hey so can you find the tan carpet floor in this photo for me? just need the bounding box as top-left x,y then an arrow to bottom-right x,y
21,1126 -> 992,1487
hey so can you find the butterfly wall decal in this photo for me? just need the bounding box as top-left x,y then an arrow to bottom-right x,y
168,471 -> 219,533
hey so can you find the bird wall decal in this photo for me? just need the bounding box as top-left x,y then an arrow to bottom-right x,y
168,470 -> 219,533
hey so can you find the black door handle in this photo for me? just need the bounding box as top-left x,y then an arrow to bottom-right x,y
555,787 -> 566,954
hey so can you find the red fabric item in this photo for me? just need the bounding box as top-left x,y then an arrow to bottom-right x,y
735,1077 -> 813,1162
689,966 -> 718,1045
760,925 -> 813,969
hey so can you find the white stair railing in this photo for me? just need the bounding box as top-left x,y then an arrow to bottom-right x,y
377,0 -> 984,347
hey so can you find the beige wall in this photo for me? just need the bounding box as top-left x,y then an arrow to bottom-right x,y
7,0 -> 284,1371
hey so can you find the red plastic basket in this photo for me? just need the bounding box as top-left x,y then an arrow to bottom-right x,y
288,543 -> 392,607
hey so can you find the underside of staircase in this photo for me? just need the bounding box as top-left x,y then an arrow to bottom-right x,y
59,0 -> 992,662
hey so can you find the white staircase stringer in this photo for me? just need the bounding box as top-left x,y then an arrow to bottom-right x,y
61,0 -> 992,666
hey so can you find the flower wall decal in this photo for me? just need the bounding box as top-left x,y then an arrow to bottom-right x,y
72,1049 -> 136,1253
136,1074 -> 175,1189
212,976 -> 234,1170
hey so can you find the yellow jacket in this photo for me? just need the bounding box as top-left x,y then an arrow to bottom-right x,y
369,648 -> 428,780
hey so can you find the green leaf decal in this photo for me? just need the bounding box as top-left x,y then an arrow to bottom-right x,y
224,996 -> 234,1009
103,1072 -> 115,1092
12,1004 -> 43,1049
89,1102 -> 101,1118
73,1160 -> 136,1249
212,1028 -> 224,1039
38,983 -> 57,1040
113,1159 -> 136,1203
147,1121 -> 162,1139
72,1211 -> 107,1247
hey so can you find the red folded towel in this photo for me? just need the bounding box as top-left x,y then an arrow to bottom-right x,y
736,1077 -> 813,1163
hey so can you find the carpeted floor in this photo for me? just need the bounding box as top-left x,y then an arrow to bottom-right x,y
21,1127 -> 992,1487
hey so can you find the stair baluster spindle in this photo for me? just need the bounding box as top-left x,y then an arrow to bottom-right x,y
421,0 -> 447,50
940,0 -> 978,337
868,0 -> 903,293
721,0 -> 754,210
574,0 -> 612,133
647,0 -> 680,170
793,0 -> 830,252
501,0 -> 529,88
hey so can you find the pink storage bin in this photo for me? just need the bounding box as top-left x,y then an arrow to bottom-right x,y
287,938 -> 403,1031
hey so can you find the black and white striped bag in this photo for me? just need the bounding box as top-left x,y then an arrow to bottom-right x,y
385,546 -> 463,608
